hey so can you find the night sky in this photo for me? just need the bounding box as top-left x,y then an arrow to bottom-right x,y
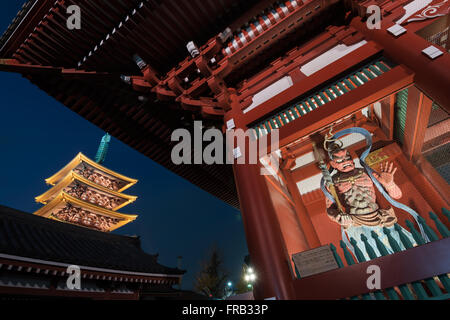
0,2 -> 248,291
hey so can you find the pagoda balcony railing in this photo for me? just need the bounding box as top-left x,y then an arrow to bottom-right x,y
293,208 -> 450,300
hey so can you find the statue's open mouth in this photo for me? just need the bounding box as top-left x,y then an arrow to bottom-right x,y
343,163 -> 353,169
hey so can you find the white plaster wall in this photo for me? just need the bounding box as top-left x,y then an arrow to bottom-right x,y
296,173 -> 322,195
291,152 -> 316,170
361,106 -> 370,118
300,40 -> 367,76
243,40 -> 368,114
243,76 -> 293,113
374,102 -> 382,122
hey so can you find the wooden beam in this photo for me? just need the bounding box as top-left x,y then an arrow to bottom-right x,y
0,1 -> 55,57
257,65 -> 414,155
415,155 -> 450,210
351,17 -> 450,113
403,87 -> 433,161
0,285 -> 139,300
395,147 -> 450,217
240,41 -> 383,127
380,94 -> 395,140
293,237 -> 450,299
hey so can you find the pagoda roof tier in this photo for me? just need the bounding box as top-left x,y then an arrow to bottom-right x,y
45,153 -> 137,192
33,192 -> 137,232
35,171 -> 137,212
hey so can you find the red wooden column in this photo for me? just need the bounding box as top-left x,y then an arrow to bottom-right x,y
232,163 -> 296,300
380,95 -> 395,140
403,86 -> 433,161
282,168 -> 321,248
415,155 -> 450,211
226,89 -> 295,300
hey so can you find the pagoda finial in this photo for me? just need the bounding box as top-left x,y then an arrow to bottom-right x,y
95,133 -> 111,164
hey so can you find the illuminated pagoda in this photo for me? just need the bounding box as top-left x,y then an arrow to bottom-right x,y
1,0 -> 449,300
0,134 -> 188,299
34,134 -> 138,232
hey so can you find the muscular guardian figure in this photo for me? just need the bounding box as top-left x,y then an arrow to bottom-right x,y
323,143 -> 415,259
326,148 -> 401,229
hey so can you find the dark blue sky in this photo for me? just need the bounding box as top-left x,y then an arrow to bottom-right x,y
0,2 -> 247,290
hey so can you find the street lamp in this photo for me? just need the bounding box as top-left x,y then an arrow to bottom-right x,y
244,266 -> 256,289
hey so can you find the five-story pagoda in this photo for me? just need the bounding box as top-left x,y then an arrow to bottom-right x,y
34,134 -> 138,232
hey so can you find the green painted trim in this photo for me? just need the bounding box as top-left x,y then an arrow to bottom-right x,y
394,88 -> 408,144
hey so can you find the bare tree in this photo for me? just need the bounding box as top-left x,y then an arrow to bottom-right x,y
194,244 -> 228,299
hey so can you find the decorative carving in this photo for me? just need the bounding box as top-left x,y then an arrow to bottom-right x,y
65,183 -> 123,210
51,204 -> 121,231
365,149 -> 389,167
406,0 -> 449,24
74,165 -> 125,191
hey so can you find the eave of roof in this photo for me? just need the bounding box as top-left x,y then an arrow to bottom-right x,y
0,252 -> 184,279
36,171 -> 137,211
0,0 -> 52,56
45,152 -> 138,192
0,204 -> 184,275
33,192 -> 138,231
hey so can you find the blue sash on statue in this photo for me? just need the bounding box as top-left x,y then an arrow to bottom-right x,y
319,127 -> 429,255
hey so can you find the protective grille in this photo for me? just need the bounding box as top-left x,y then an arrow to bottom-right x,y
425,143 -> 450,184
394,88 -> 409,145
250,58 -> 392,139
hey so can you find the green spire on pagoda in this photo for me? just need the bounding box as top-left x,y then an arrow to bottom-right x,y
95,133 -> 111,164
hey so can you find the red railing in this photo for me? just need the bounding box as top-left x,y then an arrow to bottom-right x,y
293,237 -> 450,299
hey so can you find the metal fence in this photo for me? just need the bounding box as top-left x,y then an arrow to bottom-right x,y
329,208 -> 450,300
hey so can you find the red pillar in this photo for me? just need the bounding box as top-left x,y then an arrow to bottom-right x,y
233,162 -> 295,300
283,169 -> 321,248
226,88 -> 295,300
379,95 -> 395,140
403,86 -> 433,161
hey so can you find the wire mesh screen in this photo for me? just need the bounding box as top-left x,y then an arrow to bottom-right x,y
428,103 -> 450,127
425,143 -> 450,184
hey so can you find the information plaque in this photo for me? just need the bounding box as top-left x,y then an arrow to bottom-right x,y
292,245 -> 339,278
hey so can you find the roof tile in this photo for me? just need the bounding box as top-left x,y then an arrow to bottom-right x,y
0,205 -> 184,275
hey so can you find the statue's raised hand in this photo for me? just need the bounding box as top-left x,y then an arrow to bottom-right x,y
339,214 -> 353,226
373,161 -> 397,185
